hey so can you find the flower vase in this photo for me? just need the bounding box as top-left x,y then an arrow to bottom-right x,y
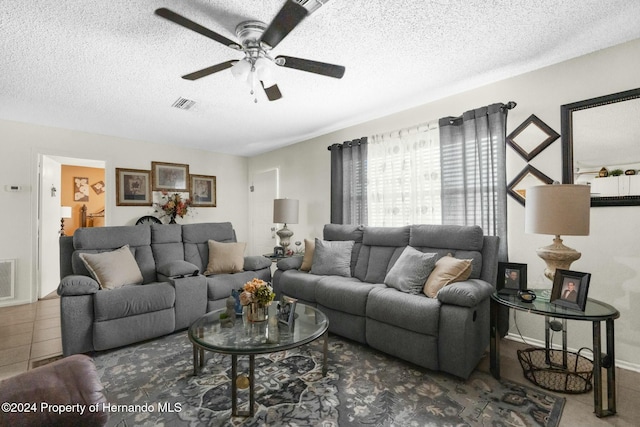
246,303 -> 268,322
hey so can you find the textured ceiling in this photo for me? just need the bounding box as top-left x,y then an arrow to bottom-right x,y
2,0 -> 640,156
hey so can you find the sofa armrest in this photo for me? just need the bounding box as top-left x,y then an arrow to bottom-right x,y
276,256 -> 303,271
157,260 -> 200,278
436,279 -> 493,307
244,255 -> 272,271
0,354 -> 109,427
57,275 -> 100,296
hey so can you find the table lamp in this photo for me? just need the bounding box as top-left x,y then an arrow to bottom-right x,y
60,206 -> 73,236
273,198 -> 299,253
525,184 -> 590,281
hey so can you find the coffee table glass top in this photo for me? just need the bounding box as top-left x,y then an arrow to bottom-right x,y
493,290 -> 619,321
188,303 -> 328,355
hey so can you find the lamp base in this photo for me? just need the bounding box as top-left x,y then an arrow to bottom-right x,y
536,235 -> 581,281
276,224 -> 293,253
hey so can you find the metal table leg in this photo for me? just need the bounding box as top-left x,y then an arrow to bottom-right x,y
322,330 -> 328,376
592,319 -> 617,417
231,354 -> 255,417
490,297 -> 500,379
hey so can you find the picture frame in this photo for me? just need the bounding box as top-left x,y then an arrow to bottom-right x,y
115,168 -> 152,206
189,174 -> 216,207
74,177 -> 90,201
277,296 -> 297,327
496,262 -> 527,294
550,269 -> 591,311
151,161 -> 189,192
507,165 -> 554,206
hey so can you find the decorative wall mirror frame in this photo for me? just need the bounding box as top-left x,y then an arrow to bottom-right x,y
507,114 -> 559,161
507,164 -> 554,206
561,87 -> 640,207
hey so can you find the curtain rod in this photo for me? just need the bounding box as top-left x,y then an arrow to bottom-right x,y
445,101 -> 517,124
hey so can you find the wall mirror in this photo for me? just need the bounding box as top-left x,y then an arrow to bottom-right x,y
561,87 -> 640,207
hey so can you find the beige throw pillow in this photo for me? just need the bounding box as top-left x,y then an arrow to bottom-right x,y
79,245 -> 144,290
300,239 -> 315,271
423,255 -> 472,298
204,240 -> 246,274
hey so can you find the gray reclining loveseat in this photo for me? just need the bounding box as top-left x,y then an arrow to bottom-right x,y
58,222 -> 271,356
273,224 -> 499,379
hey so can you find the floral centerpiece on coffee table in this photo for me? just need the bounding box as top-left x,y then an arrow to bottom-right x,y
240,278 -> 275,322
155,191 -> 191,223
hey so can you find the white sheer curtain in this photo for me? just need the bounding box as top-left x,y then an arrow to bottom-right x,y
367,125 -> 441,226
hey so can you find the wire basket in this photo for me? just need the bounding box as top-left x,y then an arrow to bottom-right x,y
517,347 -> 593,394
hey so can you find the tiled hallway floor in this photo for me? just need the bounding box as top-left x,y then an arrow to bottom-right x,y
0,296 -> 62,381
1,297 -> 639,426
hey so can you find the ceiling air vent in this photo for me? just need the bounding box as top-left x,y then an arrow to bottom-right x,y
171,97 -> 196,111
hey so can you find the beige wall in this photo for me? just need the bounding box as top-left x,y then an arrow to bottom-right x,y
249,38 -> 640,370
0,122 -> 249,306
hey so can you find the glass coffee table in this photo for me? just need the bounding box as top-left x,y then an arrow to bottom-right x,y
188,302 -> 329,417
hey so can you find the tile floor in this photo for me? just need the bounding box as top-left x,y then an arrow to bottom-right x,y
1,298 -> 638,426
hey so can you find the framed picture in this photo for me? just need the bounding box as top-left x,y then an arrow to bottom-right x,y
550,269 -> 591,311
190,174 -> 216,207
91,181 -> 105,195
116,168 -> 152,206
497,262 -> 527,294
74,177 -> 90,201
151,161 -> 189,192
277,296 -> 297,327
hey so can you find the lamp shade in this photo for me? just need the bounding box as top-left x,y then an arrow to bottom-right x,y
273,199 -> 299,224
525,184 -> 590,236
60,206 -> 73,219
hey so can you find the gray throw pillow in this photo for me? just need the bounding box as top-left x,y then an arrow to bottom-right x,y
384,247 -> 437,294
309,239 -> 354,277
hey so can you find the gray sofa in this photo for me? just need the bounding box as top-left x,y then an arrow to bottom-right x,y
58,222 -> 271,356
273,224 -> 499,379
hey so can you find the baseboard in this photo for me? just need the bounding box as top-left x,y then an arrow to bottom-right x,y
505,333 -> 640,374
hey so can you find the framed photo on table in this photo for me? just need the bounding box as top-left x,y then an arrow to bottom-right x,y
277,296 -> 297,327
115,168 -> 152,206
151,161 -> 189,192
550,269 -> 591,311
190,174 -> 216,207
496,262 -> 527,294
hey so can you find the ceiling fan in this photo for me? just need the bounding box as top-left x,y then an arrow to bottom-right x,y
155,0 -> 346,102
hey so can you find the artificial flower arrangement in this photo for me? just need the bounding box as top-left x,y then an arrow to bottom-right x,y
239,278 -> 275,306
155,191 -> 191,222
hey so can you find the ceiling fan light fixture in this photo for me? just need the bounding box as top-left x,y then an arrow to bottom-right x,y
230,59 -> 252,80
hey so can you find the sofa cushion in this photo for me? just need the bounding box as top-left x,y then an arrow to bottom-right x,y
151,224 -> 185,267
157,260 -> 199,277
409,224 -> 484,251
384,247 -> 437,294
366,286 -> 441,336
309,239 -> 354,277
205,271 -> 264,301
300,238 -> 315,271
182,222 -> 237,271
424,255 -> 472,298
79,245 -> 143,290
315,276 -> 382,316
93,282 -> 175,321
278,270 -> 323,303
204,240 -> 246,274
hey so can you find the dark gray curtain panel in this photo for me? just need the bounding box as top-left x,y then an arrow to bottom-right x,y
329,138 -> 368,225
438,103 -> 514,262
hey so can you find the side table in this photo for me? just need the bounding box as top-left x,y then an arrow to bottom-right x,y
490,291 -> 620,418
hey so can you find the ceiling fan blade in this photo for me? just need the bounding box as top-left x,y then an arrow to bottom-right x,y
275,55 -> 345,79
260,0 -> 308,49
262,82 -> 283,101
155,8 -> 240,49
182,61 -> 237,81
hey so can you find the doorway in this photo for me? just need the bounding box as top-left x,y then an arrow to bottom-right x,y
249,169 -> 278,257
38,155 -> 106,298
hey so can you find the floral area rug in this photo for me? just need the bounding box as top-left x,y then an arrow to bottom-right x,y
92,332 -> 564,427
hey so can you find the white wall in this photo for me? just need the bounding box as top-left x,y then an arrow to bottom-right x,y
0,120 -> 249,307
248,38 -> 640,370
